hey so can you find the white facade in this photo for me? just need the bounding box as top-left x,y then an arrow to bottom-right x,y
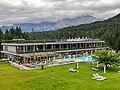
8,46 -> 16,52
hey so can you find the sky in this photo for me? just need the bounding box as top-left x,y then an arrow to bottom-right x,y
0,0 -> 120,26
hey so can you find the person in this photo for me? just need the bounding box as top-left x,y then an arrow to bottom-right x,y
41,62 -> 44,69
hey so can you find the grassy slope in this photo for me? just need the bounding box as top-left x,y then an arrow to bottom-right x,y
0,63 -> 120,90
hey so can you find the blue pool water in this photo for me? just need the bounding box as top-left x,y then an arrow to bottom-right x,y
74,56 -> 93,61
56,56 -> 95,63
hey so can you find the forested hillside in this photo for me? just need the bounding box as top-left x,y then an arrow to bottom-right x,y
0,13 -> 120,51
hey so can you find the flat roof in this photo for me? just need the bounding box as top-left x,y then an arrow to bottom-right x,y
2,40 -> 104,46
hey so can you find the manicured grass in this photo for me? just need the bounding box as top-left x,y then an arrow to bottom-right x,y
0,63 -> 120,90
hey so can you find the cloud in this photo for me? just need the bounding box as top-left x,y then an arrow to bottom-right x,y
0,0 -> 120,26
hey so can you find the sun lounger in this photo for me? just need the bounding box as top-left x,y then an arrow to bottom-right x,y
92,68 -> 99,71
92,74 -> 103,79
69,68 -> 77,72
92,74 -> 106,80
96,74 -> 106,80
95,78 -> 106,81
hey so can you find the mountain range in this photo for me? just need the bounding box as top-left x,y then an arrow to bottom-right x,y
0,15 -> 103,32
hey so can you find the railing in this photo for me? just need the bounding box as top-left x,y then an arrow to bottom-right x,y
16,46 -> 106,54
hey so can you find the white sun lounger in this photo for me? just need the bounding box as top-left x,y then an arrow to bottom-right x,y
92,68 -> 99,71
69,68 -> 77,72
92,74 -> 106,80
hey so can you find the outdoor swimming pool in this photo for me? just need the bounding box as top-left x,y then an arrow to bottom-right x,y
56,56 -> 95,63
74,56 -> 94,61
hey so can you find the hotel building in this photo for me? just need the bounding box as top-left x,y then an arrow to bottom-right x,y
1,38 -> 108,65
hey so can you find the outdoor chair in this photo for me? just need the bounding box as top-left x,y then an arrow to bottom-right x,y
69,68 -> 77,72
92,73 -> 106,81
92,68 -> 99,71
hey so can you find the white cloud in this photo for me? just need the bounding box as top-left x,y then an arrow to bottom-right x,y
0,0 -> 120,26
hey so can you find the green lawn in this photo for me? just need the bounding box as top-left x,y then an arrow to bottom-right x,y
0,63 -> 120,90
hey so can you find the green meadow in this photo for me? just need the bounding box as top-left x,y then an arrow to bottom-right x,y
0,63 -> 120,90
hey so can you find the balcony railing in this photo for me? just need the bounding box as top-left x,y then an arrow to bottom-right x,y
16,46 -> 105,54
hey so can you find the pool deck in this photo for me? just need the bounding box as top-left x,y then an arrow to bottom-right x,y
9,56 -> 93,70
9,59 -> 86,70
